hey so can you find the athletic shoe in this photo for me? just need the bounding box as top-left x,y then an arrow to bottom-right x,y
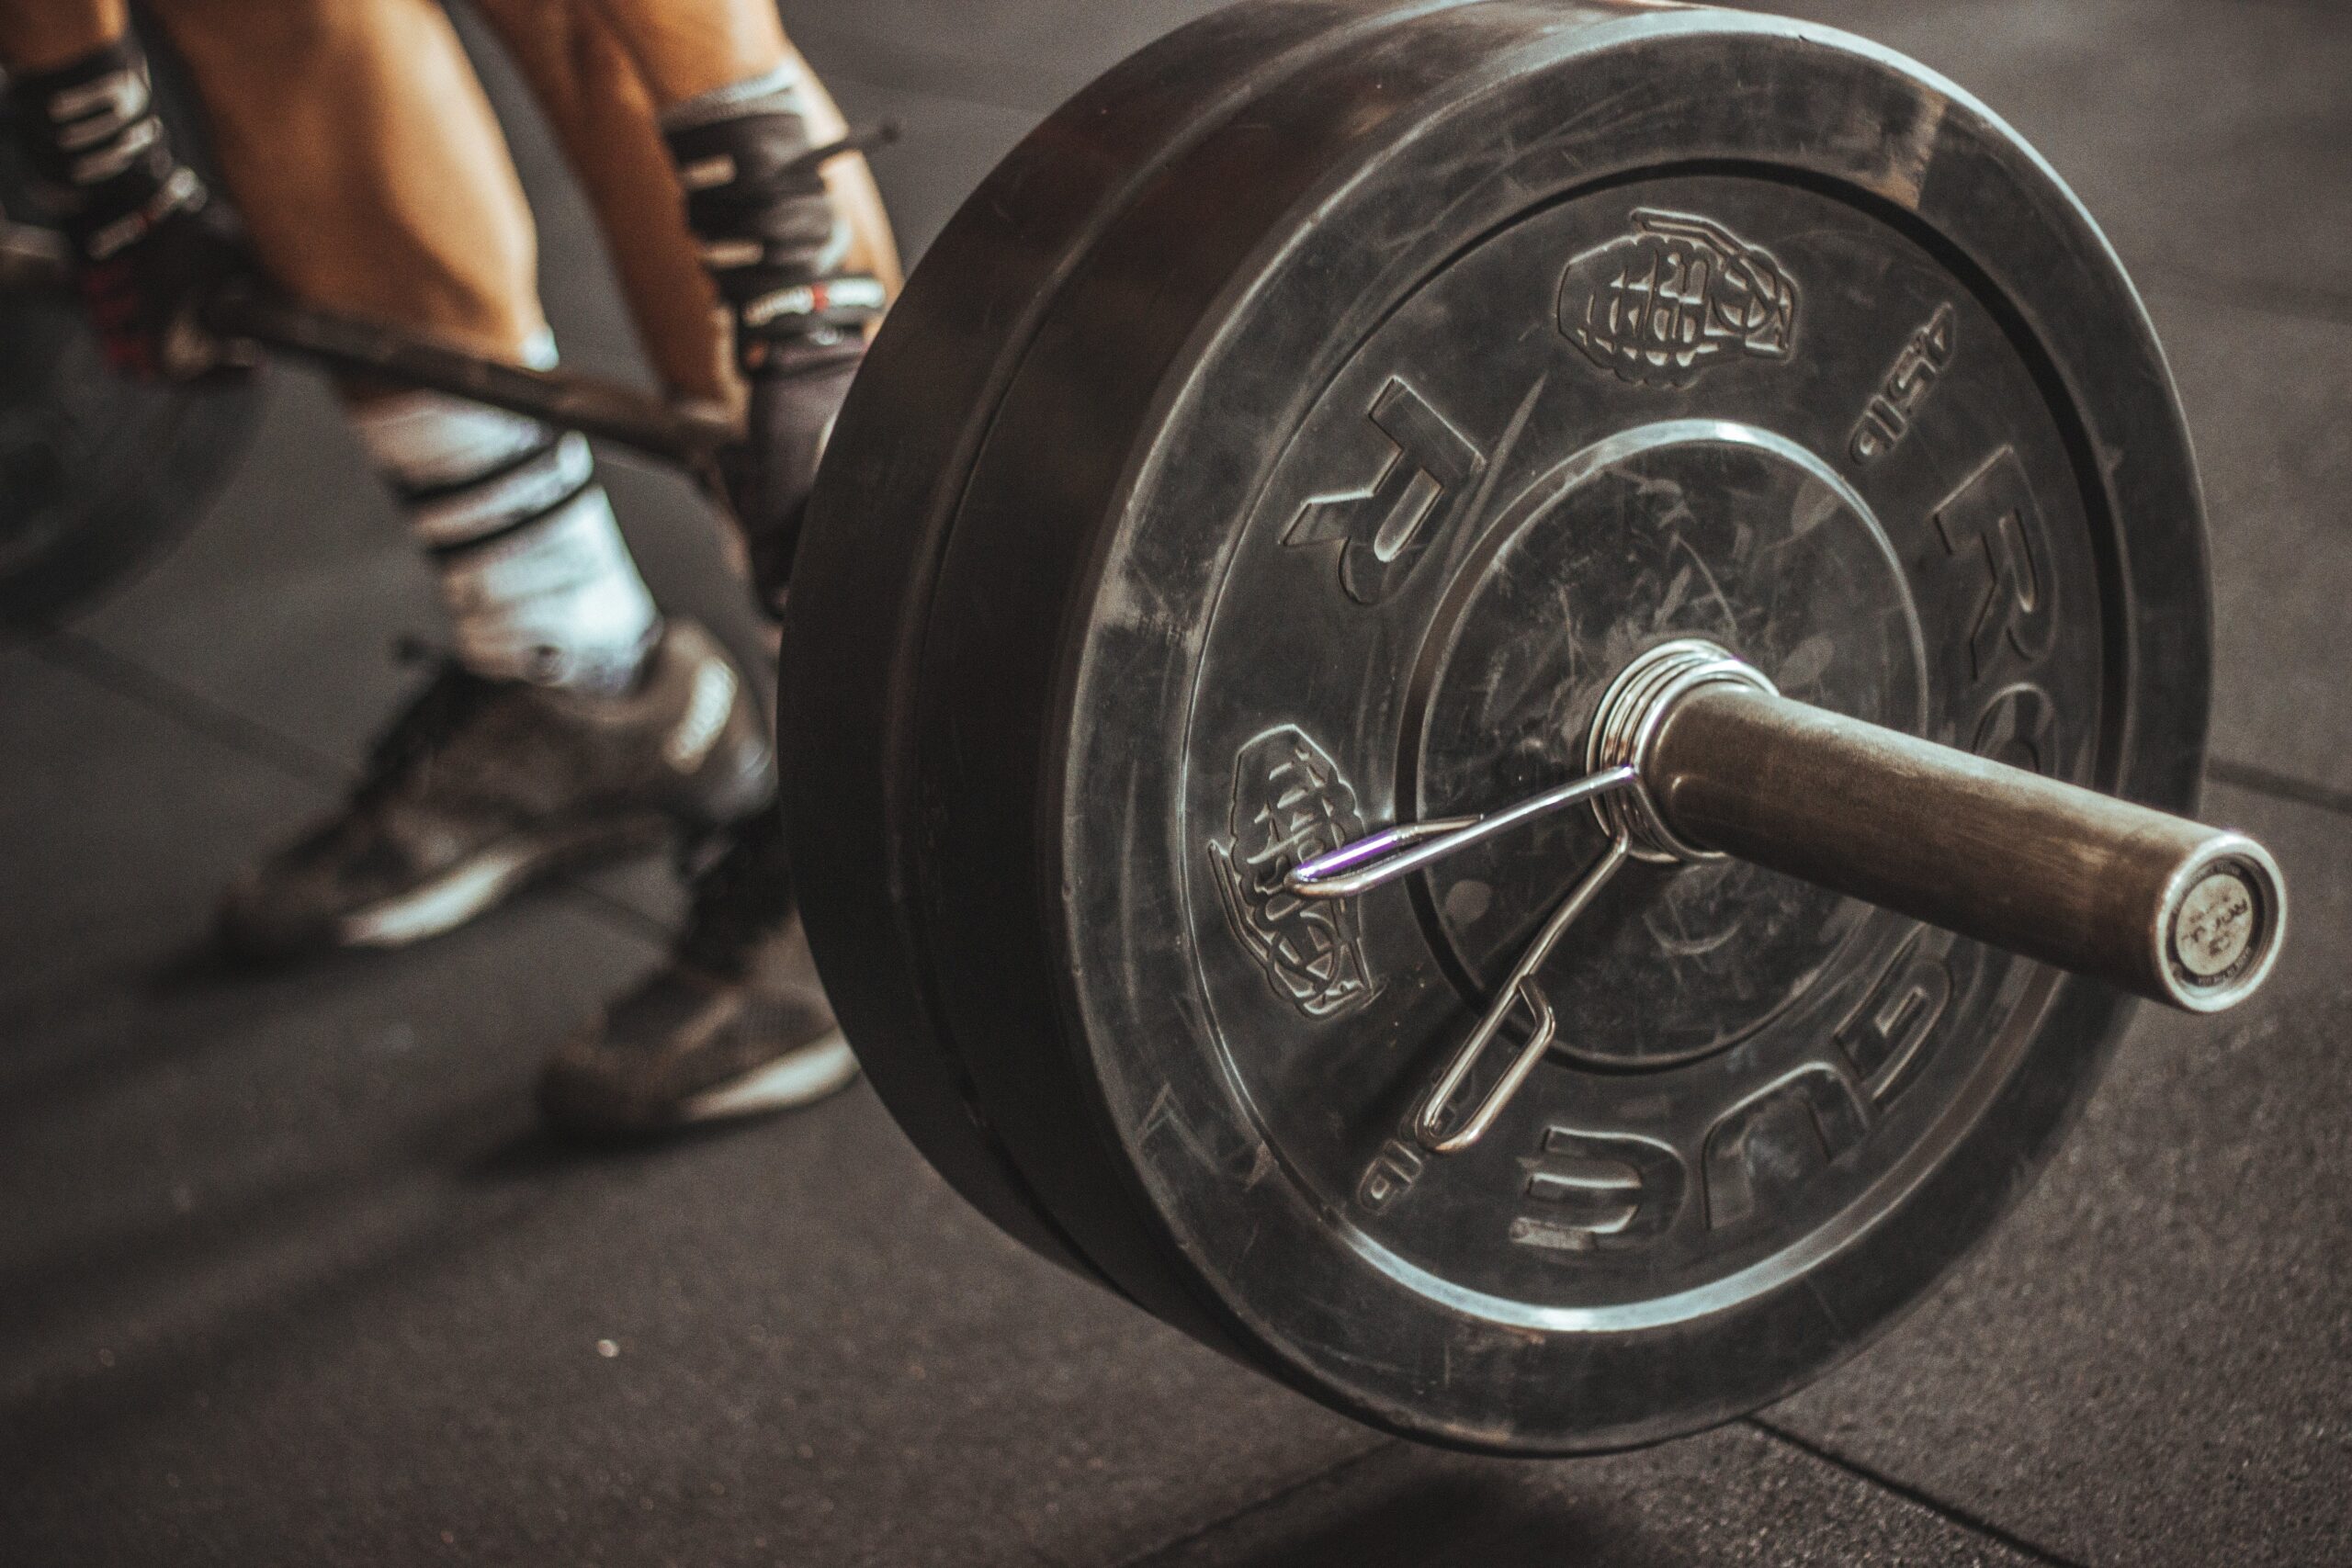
217,618 -> 773,959
537,805 -> 857,1135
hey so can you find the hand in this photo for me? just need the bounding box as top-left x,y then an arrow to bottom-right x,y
74,189 -> 257,381
717,338 -> 864,615
8,35 -> 257,382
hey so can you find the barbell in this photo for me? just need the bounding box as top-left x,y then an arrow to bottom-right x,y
3,0 -> 2291,1456
777,0 -> 2285,1453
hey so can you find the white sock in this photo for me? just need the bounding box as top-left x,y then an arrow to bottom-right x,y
351,368 -> 659,694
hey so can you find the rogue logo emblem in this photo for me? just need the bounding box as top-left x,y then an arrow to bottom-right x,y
1558,209 -> 1799,387
1208,727 -> 1376,1019
1284,376 -> 1486,606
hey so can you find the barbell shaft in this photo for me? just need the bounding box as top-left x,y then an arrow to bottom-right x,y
1645,684 -> 2285,1012
202,288 -> 734,467
0,125 -> 900,464
0,220 -> 729,467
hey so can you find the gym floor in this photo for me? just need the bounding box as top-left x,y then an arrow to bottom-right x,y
5,2 -> 2346,1562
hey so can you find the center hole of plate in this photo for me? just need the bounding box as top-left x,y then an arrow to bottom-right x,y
1405,421 -> 1929,1068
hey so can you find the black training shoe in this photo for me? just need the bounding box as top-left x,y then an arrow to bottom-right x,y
537,806 -> 857,1136
218,618 -> 774,960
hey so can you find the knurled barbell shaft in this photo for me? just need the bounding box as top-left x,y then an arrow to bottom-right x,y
1645,683 -> 2284,1012
0,120 -> 896,462
0,220 -> 730,467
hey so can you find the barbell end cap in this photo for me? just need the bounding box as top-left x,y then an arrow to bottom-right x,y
2154,834 -> 2285,1013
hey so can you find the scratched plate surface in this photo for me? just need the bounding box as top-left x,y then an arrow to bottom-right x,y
1173,171 -> 2106,1319
797,1 -> 2210,1454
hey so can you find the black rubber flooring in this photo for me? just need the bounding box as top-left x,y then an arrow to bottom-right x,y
4,2 -> 2346,1563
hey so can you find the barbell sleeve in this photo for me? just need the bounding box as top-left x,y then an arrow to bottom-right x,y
1644,682 -> 2285,1012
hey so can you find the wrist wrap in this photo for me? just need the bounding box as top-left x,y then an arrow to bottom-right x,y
10,36 -> 207,261
661,62 -> 883,368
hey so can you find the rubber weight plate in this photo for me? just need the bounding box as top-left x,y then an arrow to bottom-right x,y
788,1 -> 2209,1451
785,0 -> 1484,1289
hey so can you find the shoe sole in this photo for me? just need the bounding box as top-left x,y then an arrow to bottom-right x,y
336,815 -> 670,950
679,1032 -> 861,1122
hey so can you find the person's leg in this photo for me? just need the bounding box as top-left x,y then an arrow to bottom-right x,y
146,0 -> 664,693
593,0 -> 903,300
631,5 -> 901,609
471,0 -> 897,612
465,0 -> 899,1132
459,0 -> 729,409
134,0 -> 774,955
580,0 -> 899,305
0,0 -> 125,72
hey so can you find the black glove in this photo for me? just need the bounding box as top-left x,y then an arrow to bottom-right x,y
9,35 -> 254,380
